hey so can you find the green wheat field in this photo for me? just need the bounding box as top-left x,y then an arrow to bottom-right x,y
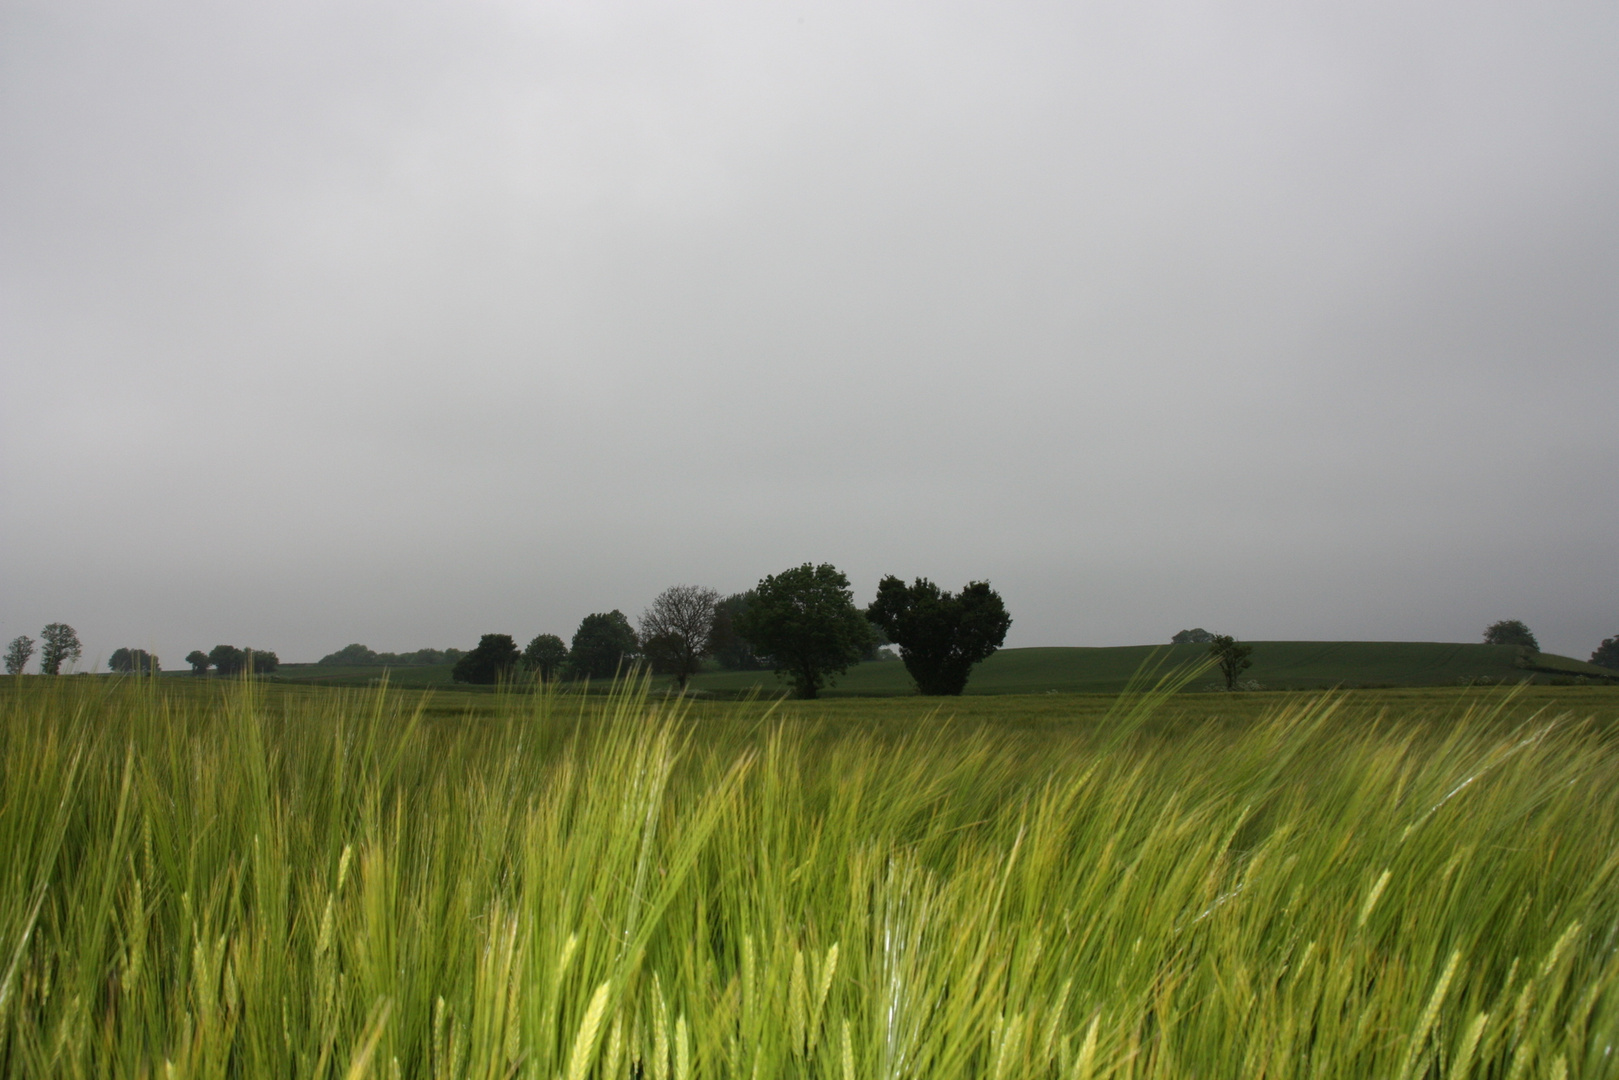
2,672 -> 1617,1078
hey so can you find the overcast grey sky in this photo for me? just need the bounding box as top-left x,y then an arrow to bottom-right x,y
3,0 -> 1615,668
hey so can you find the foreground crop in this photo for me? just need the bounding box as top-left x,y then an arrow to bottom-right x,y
0,677 -> 1616,1077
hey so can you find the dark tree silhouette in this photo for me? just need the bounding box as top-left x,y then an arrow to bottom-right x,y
710,593 -> 768,670
109,648 -> 161,674
1208,635 -> 1254,690
1591,635 -> 1619,671
208,645 -> 247,677
866,576 -> 1011,695
568,612 -> 639,680
186,650 -> 211,676
522,634 -> 569,682
452,634 -> 522,685
1484,620 -> 1539,651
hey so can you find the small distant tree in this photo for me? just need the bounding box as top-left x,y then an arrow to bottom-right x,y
710,593 -> 768,670
245,649 -> 279,675
1209,634 -> 1253,690
1592,636 -> 1619,671
640,585 -> 721,690
866,576 -> 1011,696
522,634 -> 569,681
568,612 -> 639,681
4,635 -> 34,675
319,643 -> 380,666
736,563 -> 872,699
1484,620 -> 1539,651
1172,628 -> 1214,644
39,623 -> 82,676
185,650 -> 211,676
452,634 -> 522,685
208,644 -> 247,677
109,648 -> 161,674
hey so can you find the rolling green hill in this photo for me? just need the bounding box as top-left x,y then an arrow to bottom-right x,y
686,641 -> 1617,697
267,642 -> 1616,696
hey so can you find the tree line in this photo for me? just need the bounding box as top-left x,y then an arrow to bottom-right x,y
447,564 -> 1014,698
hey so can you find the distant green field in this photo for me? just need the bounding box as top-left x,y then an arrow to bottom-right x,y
685,641 -> 1618,697
264,641 -> 1616,696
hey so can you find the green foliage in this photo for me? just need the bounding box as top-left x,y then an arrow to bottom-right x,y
208,644 -> 246,676
1484,619 -> 1539,651
451,633 -> 522,684
569,611 -> 639,680
246,648 -> 279,674
1172,627 -> 1213,644
1,676 -> 1617,1076
203,645 -> 277,676
38,622 -> 82,675
4,635 -> 33,676
522,634 -> 569,681
736,563 -> 872,699
710,592 -> 768,670
107,647 -> 160,674
866,576 -> 1011,695
318,643 -> 460,666
1208,634 -> 1254,690
1590,635 -> 1619,670
639,585 -> 721,690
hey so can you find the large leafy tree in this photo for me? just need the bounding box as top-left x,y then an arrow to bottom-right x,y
568,611 -> 639,680
185,650 -> 211,675
1592,636 -> 1619,671
710,593 -> 768,670
109,648 -> 161,674
737,563 -> 872,699
452,634 -> 522,685
39,623 -> 82,675
640,585 -> 721,690
1209,635 -> 1254,690
522,634 -> 569,682
4,635 -> 34,675
1484,620 -> 1539,651
866,576 -> 1011,695
208,644 -> 247,677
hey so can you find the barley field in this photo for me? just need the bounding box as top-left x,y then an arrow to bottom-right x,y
1,673 -> 1616,1078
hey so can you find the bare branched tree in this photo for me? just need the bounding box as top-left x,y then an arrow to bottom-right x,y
639,585 -> 721,690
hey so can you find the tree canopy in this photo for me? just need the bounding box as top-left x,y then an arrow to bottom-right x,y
1208,634 -> 1254,690
4,635 -> 34,676
866,576 -> 1011,695
568,612 -> 639,680
640,585 -> 721,690
1172,628 -> 1214,644
39,624 -> 83,676
208,645 -> 247,677
1592,636 -> 1619,671
109,648 -> 161,674
710,593 -> 769,670
451,634 -> 522,684
736,563 -> 872,699
317,644 -> 461,666
1484,620 -> 1539,651
185,650 -> 210,675
522,634 -> 569,681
